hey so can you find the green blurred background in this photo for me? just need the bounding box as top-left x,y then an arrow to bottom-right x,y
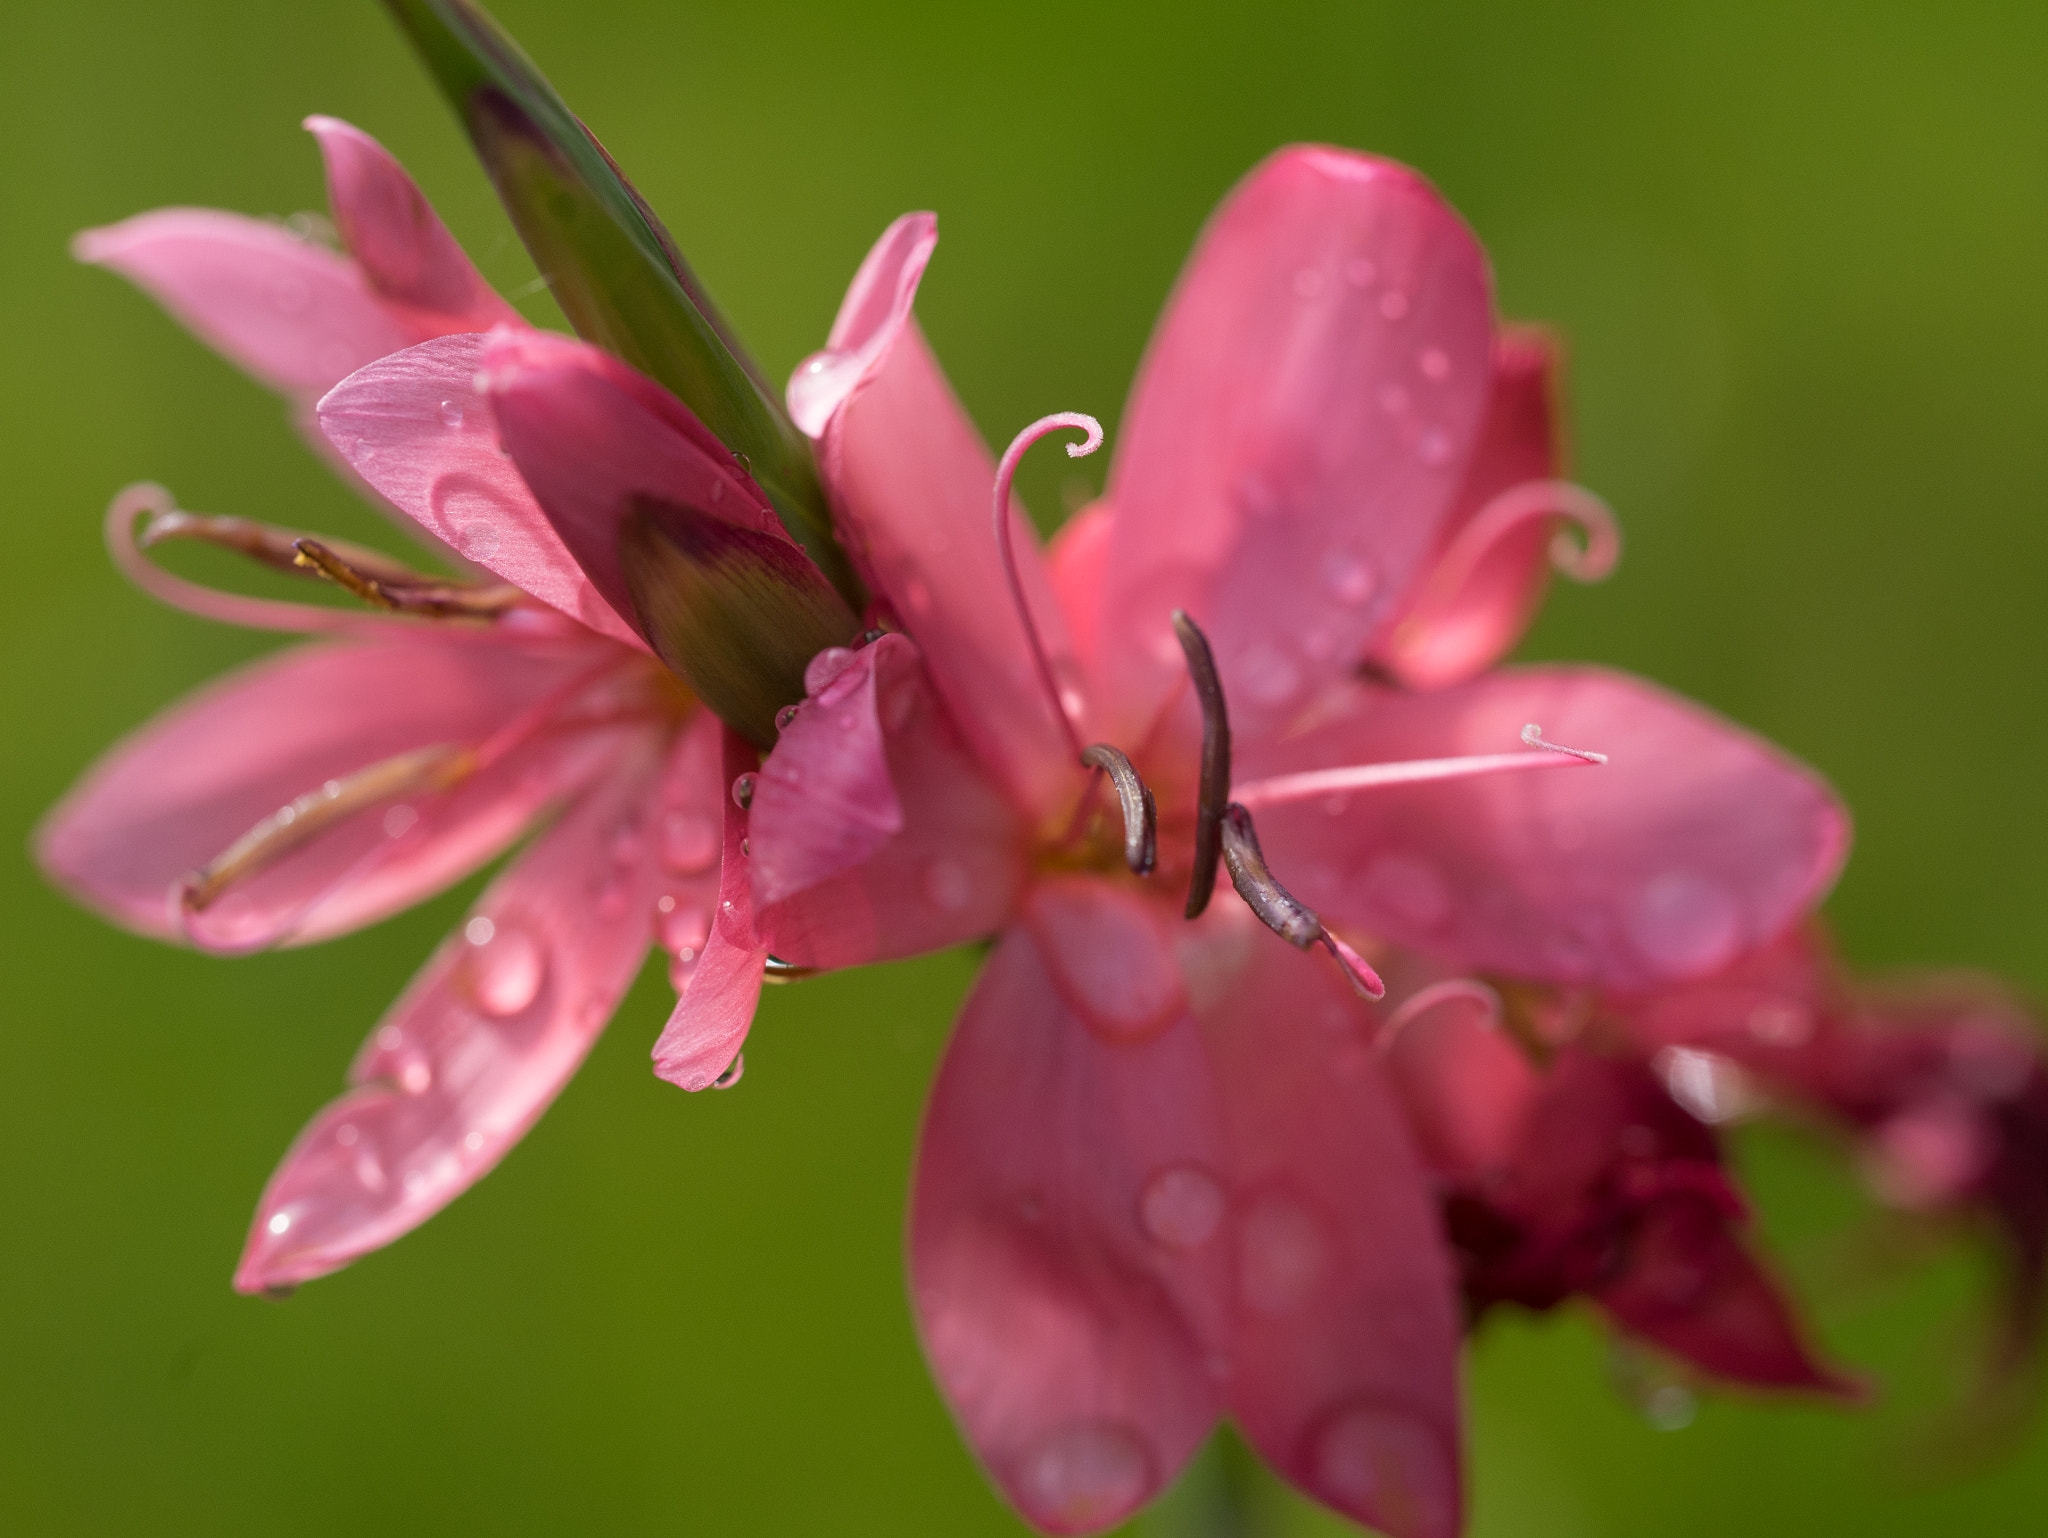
4,0 -> 2046,1532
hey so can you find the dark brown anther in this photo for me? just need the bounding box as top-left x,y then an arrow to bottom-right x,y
1079,743 -> 1158,876
1218,802 -> 1322,949
762,955 -> 818,983
1172,610 -> 1232,918
291,539 -> 522,619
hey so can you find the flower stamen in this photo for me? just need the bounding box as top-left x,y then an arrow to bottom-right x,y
290,538 -> 521,618
1231,723 -> 1604,810
1172,610 -> 1232,919
1079,743 -> 1158,876
1218,802 -> 1384,999
992,413 -> 1102,762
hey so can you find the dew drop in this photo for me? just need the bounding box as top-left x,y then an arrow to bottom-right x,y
382,803 -> 418,839
1138,1165 -> 1226,1250
662,810 -> 719,873
1642,1384 -> 1697,1432
731,451 -> 752,477
1378,290 -> 1410,320
1311,1404 -> 1454,1531
1235,640 -> 1302,707
465,916 -> 496,947
462,924 -> 546,1017
786,349 -> 865,436
397,1056 -> 433,1095
660,902 -> 711,956
775,703 -> 801,733
711,1052 -> 745,1089
267,1212 -> 292,1235
1239,1194 -> 1328,1315
437,399 -> 465,428
463,1130 -> 485,1152
921,857 -> 971,913
1012,1423 -> 1151,1532
335,1123 -> 359,1147
375,1024 -> 404,1053
1418,347 -> 1451,382
1319,548 -> 1377,606
1629,871 -> 1740,974
731,773 -> 757,811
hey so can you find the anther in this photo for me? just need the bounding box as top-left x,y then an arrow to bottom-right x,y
1079,744 -> 1158,876
993,413 -> 1103,761
1172,610 -> 1232,919
179,743 -> 474,912
762,955 -> 817,983
1519,723 -> 1608,763
1218,802 -> 1384,999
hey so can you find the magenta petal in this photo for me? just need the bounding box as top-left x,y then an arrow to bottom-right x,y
76,208 -> 412,400
1192,904 -> 1462,1538
748,634 -> 907,907
1245,666 -> 1851,989
1373,327 -> 1568,689
317,332 -> 643,646
304,115 -> 522,333
910,918 -> 1229,1534
1091,147 -> 1495,745
481,326 -> 790,637
234,730 -> 668,1291
802,213 -> 1081,816
1380,985 -> 1540,1180
35,632 -> 621,946
652,727 -> 767,1091
752,643 -> 1027,970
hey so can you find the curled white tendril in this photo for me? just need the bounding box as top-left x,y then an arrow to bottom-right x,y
1377,978 -> 1505,1055
992,413 -> 1102,761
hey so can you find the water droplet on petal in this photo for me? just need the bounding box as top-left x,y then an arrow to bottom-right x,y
1012,1423 -> 1151,1532
437,399 -> 465,428
396,1056 -> 433,1095
1629,871 -> 1740,974
1655,1045 -> 1755,1124
922,857 -> 971,913
786,348 -> 866,437
1418,347 -> 1451,382
775,703 -> 801,733
1239,1194 -> 1328,1315
731,773 -> 756,811
660,902 -> 711,956
463,1129 -> 485,1152
465,916 -> 496,947
1747,1003 -> 1813,1046
267,1211 -> 292,1235
1643,1384 -> 1697,1431
382,803 -> 418,838
334,1123 -> 358,1147
461,924 -> 546,1017
1138,1165 -> 1226,1250
1235,640 -> 1302,707
662,811 -> 718,873
1311,1404 -> 1455,1532
375,1024 -> 404,1053
1320,549 -> 1377,606
711,1052 -> 745,1089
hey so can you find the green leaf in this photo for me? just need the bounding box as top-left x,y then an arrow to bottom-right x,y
380,0 -> 861,608
618,497 -> 858,749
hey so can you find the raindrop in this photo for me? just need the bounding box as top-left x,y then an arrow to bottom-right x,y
1013,1423 -> 1151,1532
465,916 -> 496,947
775,703 -> 801,733
375,1024 -> 404,1053
437,399 -> 465,428
1418,347 -> 1451,382
462,924 -> 547,1017
731,451 -> 752,477
1319,548 -> 1376,606
660,902 -> 711,956
397,1056 -> 433,1095
335,1123 -> 359,1147
1311,1404 -> 1453,1530
1239,1194 -> 1328,1315
661,810 -> 718,874
731,773 -> 757,810
1643,1384 -> 1697,1431
712,1053 -> 745,1089
382,803 -> 418,839
921,857 -> 971,913
1235,640 -> 1302,707
1138,1165 -> 1226,1250
267,1212 -> 292,1235
1630,871 -> 1740,974
786,349 -> 864,436
464,1130 -> 485,1152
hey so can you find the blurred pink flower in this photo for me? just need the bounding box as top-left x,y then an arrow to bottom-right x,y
737,146 -> 1850,1535
38,119 -> 759,1292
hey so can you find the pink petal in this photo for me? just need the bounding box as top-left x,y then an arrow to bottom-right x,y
316,332 -> 644,646
1191,902 -> 1462,1538
35,631 -> 628,948
1023,877 -> 1188,1045
1379,984 -> 1540,1180
76,208 -> 413,400
1090,147 -> 1495,746
480,326 -> 791,627
1047,499 -> 1113,677
234,729 -> 668,1292
1371,327 -> 1567,689
303,115 -> 522,334
752,642 -> 1028,970
799,213 -> 1081,817
909,917 -> 1230,1534
1242,666 -> 1850,989
747,635 -> 907,907
652,726 -> 767,1091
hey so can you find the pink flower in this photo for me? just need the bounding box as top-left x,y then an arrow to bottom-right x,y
37,119 -> 774,1291
725,146 -> 1850,1533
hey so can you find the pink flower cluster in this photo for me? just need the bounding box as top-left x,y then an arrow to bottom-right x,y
39,112 -> 2046,1538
